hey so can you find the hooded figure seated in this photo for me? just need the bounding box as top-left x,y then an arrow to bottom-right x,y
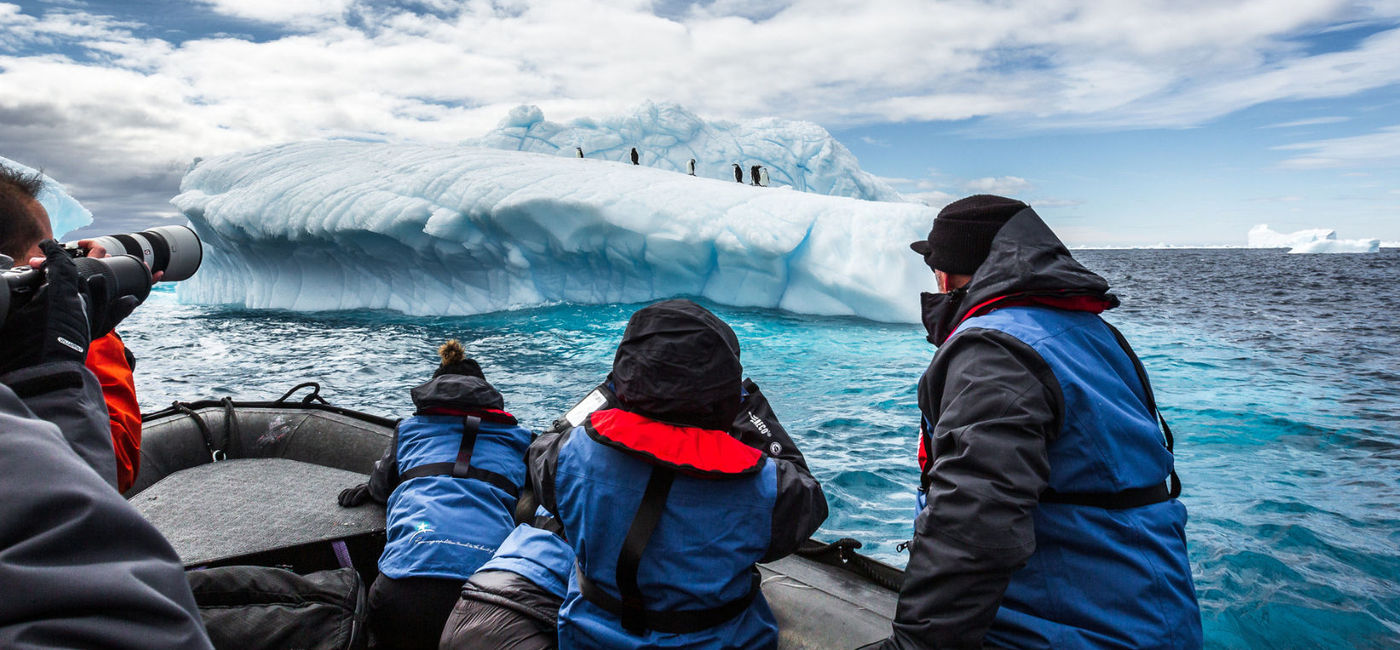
337,340 -> 532,649
527,299 -> 828,649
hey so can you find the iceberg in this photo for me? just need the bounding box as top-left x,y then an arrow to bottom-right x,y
1247,224 -> 1379,254
466,102 -> 905,203
0,156 -> 93,240
172,141 -> 936,323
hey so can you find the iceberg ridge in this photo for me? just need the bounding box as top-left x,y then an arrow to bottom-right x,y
1248,224 -> 1379,254
173,141 -> 936,323
467,102 -> 905,203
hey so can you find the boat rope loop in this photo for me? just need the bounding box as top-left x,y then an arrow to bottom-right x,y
273,378 -> 330,403
274,381 -> 329,405
170,401 -> 225,462
795,538 -> 906,593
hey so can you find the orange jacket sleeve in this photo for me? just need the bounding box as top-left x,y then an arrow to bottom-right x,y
85,332 -> 142,492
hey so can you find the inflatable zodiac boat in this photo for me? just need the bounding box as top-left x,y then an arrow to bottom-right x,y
126,383 -> 903,650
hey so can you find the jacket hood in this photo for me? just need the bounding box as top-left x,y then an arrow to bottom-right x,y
924,208 -> 1117,344
610,299 -> 742,430
411,374 -> 505,412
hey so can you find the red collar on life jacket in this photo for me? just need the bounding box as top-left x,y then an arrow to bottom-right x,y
416,407 -> 518,425
959,292 -> 1114,329
584,408 -> 764,478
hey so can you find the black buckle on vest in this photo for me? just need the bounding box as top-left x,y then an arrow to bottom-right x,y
397,416 -> 520,499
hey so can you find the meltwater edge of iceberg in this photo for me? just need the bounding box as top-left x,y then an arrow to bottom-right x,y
173,141 -> 936,323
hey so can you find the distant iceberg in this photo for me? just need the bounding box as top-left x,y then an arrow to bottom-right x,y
466,102 -> 905,203
0,156 -> 93,239
172,141 -> 935,323
1247,224 -> 1379,254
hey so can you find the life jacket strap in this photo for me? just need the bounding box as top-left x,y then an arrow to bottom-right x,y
574,564 -> 760,635
398,416 -> 520,499
574,465 -> 759,634
1040,479 -> 1174,509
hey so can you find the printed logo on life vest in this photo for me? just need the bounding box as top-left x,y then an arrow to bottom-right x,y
748,412 -> 771,437
769,442 -> 782,455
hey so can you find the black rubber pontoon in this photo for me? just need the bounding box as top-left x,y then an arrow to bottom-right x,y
128,383 -> 900,650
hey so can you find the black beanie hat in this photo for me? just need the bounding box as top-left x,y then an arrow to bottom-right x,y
910,194 -> 1028,275
433,339 -> 485,379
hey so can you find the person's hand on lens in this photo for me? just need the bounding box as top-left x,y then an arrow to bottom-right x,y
0,240 -> 91,375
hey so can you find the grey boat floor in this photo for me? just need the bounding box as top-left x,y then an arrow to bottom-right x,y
129,458 -> 384,566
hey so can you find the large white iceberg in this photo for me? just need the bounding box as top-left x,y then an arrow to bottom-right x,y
172,141 -> 936,323
466,102 -> 905,203
0,156 -> 93,239
1247,224 -> 1379,254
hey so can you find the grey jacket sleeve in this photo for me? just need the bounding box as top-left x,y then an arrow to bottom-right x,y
365,423 -> 400,503
732,380 -> 828,562
0,371 -> 213,649
883,329 -> 1059,650
0,360 -> 118,488
527,429 -> 566,517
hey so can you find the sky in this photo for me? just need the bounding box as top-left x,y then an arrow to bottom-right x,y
1,0 -> 1397,246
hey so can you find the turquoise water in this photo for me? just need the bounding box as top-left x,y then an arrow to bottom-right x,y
122,249 -> 1400,648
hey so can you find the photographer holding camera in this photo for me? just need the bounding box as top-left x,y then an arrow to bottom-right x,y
2,165 -> 148,490
0,203 -> 211,644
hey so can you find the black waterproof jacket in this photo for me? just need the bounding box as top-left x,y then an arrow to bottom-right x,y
884,208 -> 1158,649
0,361 -> 212,649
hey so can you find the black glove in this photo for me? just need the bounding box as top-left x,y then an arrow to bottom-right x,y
0,240 -> 91,375
81,272 -> 140,340
338,483 -> 372,507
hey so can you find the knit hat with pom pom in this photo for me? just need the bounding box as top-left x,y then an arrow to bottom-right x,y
433,339 -> 485,379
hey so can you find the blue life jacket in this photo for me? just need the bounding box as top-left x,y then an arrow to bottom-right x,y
552,408 -> 780,650
379,411 -> 532,581
938,306 -> 1201,649
476,513 -> 575,600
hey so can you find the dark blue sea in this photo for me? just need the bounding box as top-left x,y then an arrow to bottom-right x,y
122,248 -> 1400,648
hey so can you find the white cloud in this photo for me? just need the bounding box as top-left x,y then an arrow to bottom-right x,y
4,1 -> 1400,220
963,176 -> 1032,195
1276,124 -> 1400,168
860,136 -> 890,147
1264,116 -> 1350,128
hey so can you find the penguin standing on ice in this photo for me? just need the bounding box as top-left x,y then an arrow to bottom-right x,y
687,159 -> 696,176
732,163 -> 743,182
630,148 -> 639,165
576,147 -> 584,158
758,166 -> 769,187
750,165 -> 761,186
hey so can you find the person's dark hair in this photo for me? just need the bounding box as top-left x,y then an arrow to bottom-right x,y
0,165 -> 47,260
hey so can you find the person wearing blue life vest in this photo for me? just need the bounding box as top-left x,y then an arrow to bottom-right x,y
879,195 -> 1202,650
337,339 -> 532,649
528,299 -> 828,649
438,509 -> 575,649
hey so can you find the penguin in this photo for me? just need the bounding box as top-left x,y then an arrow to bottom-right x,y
630,147 -> 639,165
758,166 -> 769,187
576,147 -> 584,158
733,163 -> 743,182
687,159 -> 696,176
750,165 -> 760,185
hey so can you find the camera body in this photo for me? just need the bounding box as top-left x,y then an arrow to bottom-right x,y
1,225 -> 203,332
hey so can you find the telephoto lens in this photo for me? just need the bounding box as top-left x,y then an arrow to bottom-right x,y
83,224 -> 203,281
0,255 -> 152,333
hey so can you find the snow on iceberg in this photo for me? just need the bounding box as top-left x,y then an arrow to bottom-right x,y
172,141 -> 936,323
1247,224 -> 1379,254
466,102 -> 905,203
0,156 -> 93,239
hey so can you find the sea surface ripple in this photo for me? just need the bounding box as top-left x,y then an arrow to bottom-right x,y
120,248 -> 1400,648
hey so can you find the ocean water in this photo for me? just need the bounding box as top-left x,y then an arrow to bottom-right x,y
119,248 -> 1399,648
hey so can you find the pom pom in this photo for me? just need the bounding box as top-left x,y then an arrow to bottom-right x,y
438,339 -> 465,365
